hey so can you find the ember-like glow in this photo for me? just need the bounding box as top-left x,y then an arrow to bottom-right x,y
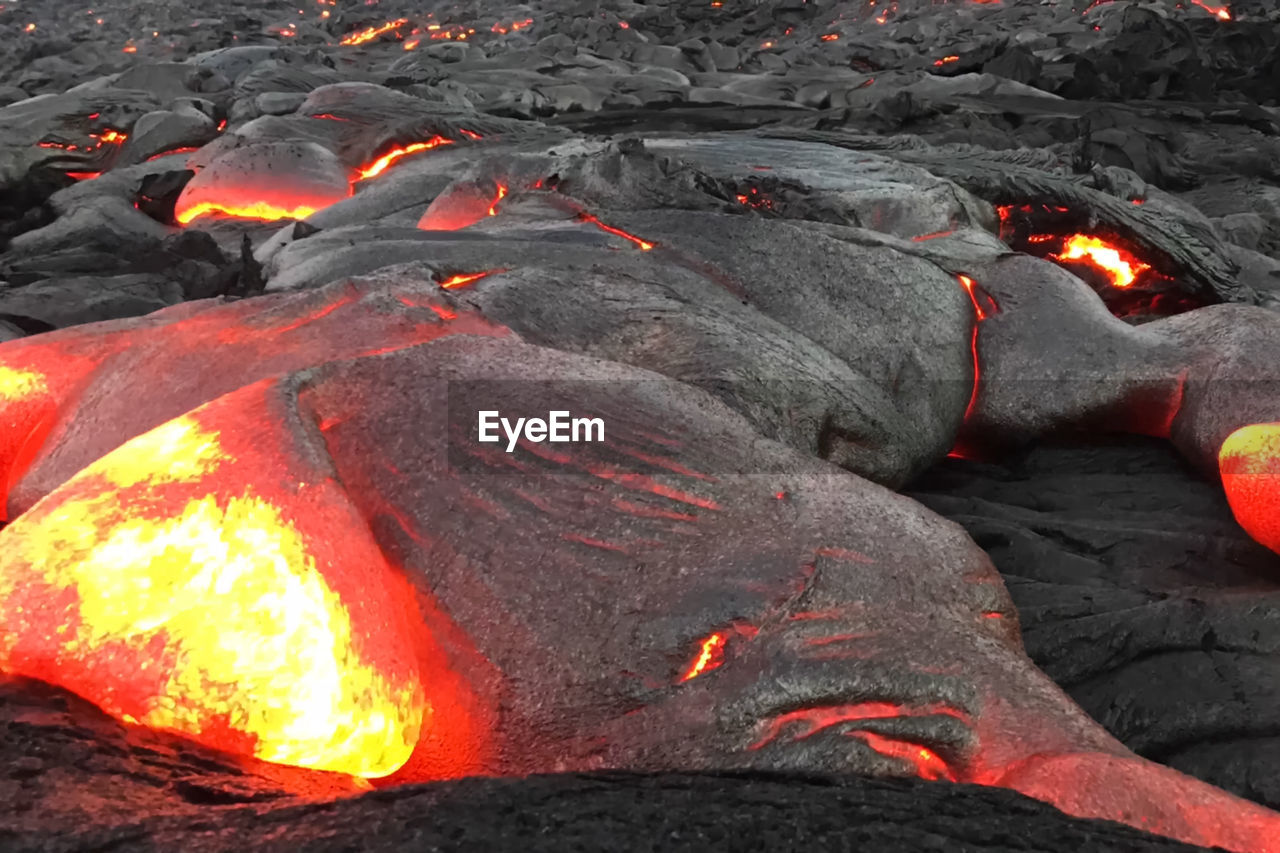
0,406 -> 427,778
439,269 -> 505,290
933,55 -> 960,66
1190,0 -> 1231,19
1050,234 -> 1150,288
339,18 -> 408,46
750,701 -> 964,784
176,200 -> 318,225
856,731 -> 954,782
487,183 -> 508,216
958,275 -> 985,422
577,214 -> 655,250
1220,422 -> 1280,555
357,136 -> 454,180
680,632 -> 726,681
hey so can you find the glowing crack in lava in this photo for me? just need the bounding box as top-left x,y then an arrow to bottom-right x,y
356,136 -> 454,181
1049,235 -> 1150,288
0,403 -> 427,778
177,200 -> 321,225
957,275 -> 987,422
577,214 -> 655,250
680,632 -> 726,681
340,18 -> 408,46
1220,422 -> 1280,555
1191,0 -> 1232,20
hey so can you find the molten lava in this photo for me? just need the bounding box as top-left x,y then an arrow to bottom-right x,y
680,633 -> 726,681
1050,234 -> 1150,288
1220,422 -> 1280,556
356,136 -> 454,181
176,200 -> 320,225
0,400 -> 427,778
340,18 -> 408,46
577,214 -> 655,250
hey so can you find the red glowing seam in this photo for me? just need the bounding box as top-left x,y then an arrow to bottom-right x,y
609,498 -> 699,523
458,129 -> 483,140
356,136 -> 454,180
749,701 -> 969,752
271,292 -> 360,334
487,183 -> 508,216
439,269 -> 506,290
613,446 -> 716,481
856,731 -> 955,782
516,440 -> 722,511
912,229 -> 954,242
576,214 -> 655,250
339,18 -> 408,46
560,532 -> 628,553
804,632 -> 878,648
308,113 -> 352,122
933,55 -> 960,66
957,275 -> 985,422
145,147 -> 199,161
680,632 -> 727,681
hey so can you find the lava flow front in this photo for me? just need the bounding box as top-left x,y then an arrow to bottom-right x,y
0,391 -> 428,778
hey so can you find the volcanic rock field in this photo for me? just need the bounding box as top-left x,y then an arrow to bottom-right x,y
2,0 -> 1280,850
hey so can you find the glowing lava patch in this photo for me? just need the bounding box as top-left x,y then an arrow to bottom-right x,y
680,632 -> 726,682
1049,234 -> 1150,288
0,397 -> 427,778
1220,422 -> 1280,556
357,137 -> 454,181
340,18 -> 408,46
176,200 -> 320,225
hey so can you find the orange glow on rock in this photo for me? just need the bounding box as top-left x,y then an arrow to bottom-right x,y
0,392 -> 428,778
340,18 -> 408,46
1220,422 -> 1280,555
487,183 -> 508,216
1050,234 -> 1150,288
176,200 -> 319,225
577,214 -> 655,250
680,633 -> 726,682
356,136 -> 454,181
1191,0 -> 1231,19
856,731 -> 955,782
957,275 -> 986,422
439,270 -> 505,290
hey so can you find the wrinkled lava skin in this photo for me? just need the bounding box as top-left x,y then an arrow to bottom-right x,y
962,254 -> 1280,558
0,275 -> 507,520
2,331 -> 1279,851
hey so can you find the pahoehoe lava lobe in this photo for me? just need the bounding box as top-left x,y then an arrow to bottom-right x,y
2,0 -> 1280,851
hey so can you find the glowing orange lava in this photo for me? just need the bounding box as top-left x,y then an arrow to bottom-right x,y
577,214 -> 655,250
856,731 -> 955,782
0,396 -> 427,778
680,633 -> 726,681
1191,0 -> 1231,19
1220,422 -> 1280,555
357,136 -> 454,180
340,18 -> 408,46
487,183 -> 508,216
1050,234 -> 1150,288
958,275 -> 986,422
933,55 -> 960,66
439,269 -> 506,290
176,200 -> 319,225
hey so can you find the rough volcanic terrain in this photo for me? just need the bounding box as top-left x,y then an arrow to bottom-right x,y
2,0 -> 1280,851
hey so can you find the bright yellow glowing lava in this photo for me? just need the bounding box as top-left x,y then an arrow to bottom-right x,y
1051,235 -> 1150,288
176,201 -> 319,225
0,366 -> 46,401
0,415 -> 424,778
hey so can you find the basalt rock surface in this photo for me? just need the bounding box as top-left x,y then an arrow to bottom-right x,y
2,1 -> 1280,851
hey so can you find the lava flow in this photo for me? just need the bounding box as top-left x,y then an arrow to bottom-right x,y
356,136 -> 455,181
1050,234 -> 1151,288
1220,422 -> 1280,555
0,389 -> 428,778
